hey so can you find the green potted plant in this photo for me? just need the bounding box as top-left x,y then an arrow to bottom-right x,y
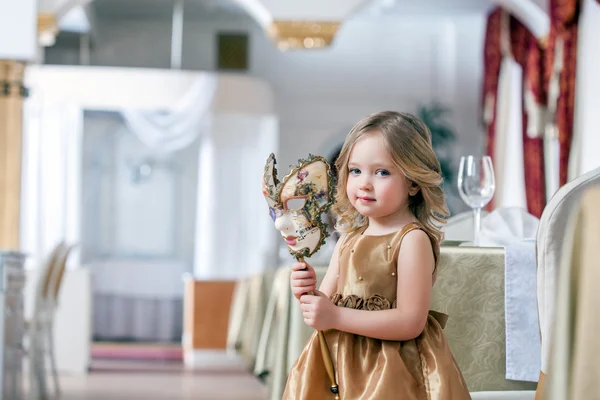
415,103 -> 461,215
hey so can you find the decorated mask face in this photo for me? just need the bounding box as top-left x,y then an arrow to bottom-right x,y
262,153 -> 335,260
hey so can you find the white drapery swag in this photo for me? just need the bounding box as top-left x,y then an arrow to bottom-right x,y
20,67 -> 278,343
121,75 -> 218,153
20,74 -> 219,269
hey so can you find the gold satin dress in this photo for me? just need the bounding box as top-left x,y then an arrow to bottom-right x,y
283,223 -> 471,400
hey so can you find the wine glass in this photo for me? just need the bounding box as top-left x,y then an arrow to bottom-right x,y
457,155 -> 495,246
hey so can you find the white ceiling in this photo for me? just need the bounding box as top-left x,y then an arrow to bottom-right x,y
90,0 -> 513,20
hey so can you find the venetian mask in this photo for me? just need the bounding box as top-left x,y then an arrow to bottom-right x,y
262,153 -> 335,260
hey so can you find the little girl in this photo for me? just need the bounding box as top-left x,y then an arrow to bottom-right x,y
283,111 -> 471,399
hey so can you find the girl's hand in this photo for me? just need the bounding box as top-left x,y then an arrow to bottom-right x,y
300,290 -> 338,331
290,262 -> 317,300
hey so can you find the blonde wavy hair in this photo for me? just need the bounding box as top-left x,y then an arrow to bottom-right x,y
333,110 -> 449,254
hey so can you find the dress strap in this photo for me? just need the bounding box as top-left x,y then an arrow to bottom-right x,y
394,222 -> 439,275
396,222 -> 423,243
337,230 -> 356,255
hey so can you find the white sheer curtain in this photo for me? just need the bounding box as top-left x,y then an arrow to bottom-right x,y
492,12 -> 527,210
21,99 -> 82,269
21,74 -> 218,269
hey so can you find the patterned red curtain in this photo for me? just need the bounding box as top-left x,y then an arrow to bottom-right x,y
482,8 -> 503,211
546,0 -> 581,186
510,18 -> 547,218
483,9 -> 502,162
482,8 -> 547,217
523,40 -> 547,218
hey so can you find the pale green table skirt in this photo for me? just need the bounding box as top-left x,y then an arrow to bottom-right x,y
431,247 -> 536,393
226,270 -> 276,371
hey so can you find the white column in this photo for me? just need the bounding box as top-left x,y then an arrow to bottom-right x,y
194,132 -> 217,279
570,0 -> 600,180
193,115 -> 279,280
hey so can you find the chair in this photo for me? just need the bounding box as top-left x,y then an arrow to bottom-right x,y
226,276 -> 251,355
45,244 -> 76,396
535,165 -> 600,398
27,242 -> 76,400
545,184 -> 600,399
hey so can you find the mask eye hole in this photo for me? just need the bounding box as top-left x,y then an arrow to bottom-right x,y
269,207 -> 284,221
285,197 -> 307,211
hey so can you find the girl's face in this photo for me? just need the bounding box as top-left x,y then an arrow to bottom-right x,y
346,132 -> 412,221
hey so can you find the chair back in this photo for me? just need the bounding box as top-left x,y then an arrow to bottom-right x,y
536,165 -> 600,372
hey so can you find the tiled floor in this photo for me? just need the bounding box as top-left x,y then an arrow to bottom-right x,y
41,357 -> 268,400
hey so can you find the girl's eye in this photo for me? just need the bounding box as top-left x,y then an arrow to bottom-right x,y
349,168 -> 360,175
376,170 -> 390,176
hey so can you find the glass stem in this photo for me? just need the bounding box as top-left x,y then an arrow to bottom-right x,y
473,207 -> 482,246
